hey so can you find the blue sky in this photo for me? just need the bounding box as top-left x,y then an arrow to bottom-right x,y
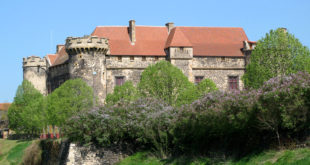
0,0 -> 309,102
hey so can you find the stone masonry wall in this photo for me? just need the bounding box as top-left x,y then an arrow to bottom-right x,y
65,143 -> 130,165
192,56 -> 245,90
105,56 -> 165,94
23,56 -> 47,95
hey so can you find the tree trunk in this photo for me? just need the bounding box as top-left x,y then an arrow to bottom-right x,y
276,129 -> 281,147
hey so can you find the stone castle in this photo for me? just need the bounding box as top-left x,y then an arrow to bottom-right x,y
23,20 -> 256,104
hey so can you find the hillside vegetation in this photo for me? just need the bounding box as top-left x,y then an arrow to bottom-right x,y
0,139 -> 32,165
118,148 -> 310,165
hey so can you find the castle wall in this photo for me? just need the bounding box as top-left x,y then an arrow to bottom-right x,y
168,47 -> 194,82
192,57 -> 245,90
23,56 -> 47,95
65,36 -> 109,104
68,51 -> 106,103
47,63 -> 69,92
105,56 -> 165,94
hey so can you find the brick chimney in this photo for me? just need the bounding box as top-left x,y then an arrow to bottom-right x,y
165,22 -> 174,33
129,20 -> 136,45
56,45 -> 65,53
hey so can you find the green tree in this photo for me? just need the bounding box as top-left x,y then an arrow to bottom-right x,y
47,79 -> 93,128
196,78 -> 218,97
138,61 -> 195,106
105,81 -> 138,105
243,28 -> 310,88
8,80 -> 45,135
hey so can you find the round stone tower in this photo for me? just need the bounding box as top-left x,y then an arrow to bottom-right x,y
23,56 -> 47,95
65,35 -> 110,104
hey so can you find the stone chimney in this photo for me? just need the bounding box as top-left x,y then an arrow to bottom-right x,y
279,27 -> 287,33
129,20 -> 136,45
166,22 -> 174,33
56,45 -> 65,53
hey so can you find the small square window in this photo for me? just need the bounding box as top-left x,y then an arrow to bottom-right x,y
195,76 -> 204,85
221,57 -> 225,62
142,56 -> 146,61
115,76 -> 125,86
130,56 -> 134,61
118,56 -> 122,62
155,56 -> 159,61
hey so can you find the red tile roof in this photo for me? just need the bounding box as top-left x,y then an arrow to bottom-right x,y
92,26 -> 249,57
165,27 -> 192,48
47,54 -> 57,65
47,45 -> 69,66
48,24 -> 251,64
166,27 -> 248,57
92,26 -> 168,56
0,103 -> 11,111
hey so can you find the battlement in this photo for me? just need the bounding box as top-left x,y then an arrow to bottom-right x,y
65,35 -> 110,55
23,56 -> 47,67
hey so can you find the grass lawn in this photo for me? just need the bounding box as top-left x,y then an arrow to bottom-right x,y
118,148 -> 310,165
0,139 -> 32,165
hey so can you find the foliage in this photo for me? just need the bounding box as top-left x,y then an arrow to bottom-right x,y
173,72 -> 310,154
0,139 -> 32,165
119,148 -> 310,165
195,78 -> 218,97
8,80 -> 45,134
138,61 -> 195,106
64,97 -> 175,158
243,28 -> 310,89
105,81 -> 139,105
255,72 -> 310,146
46,79 -> 93,128
22,140 -> 42,165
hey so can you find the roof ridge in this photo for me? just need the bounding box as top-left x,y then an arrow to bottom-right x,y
177,26 -> 244,28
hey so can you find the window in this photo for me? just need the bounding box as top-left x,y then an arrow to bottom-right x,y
115,76 -> 125,86
221,57 -> 225,62
142,56 -> 146,61
118,56 -> 122,62
155,56 -> 159,61
228,76 -> 239,90
130,56 -> 134,61
195,76 -> 204,85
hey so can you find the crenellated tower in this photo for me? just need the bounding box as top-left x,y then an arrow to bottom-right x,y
23,56 -> 48,95
65,35 -> 110,104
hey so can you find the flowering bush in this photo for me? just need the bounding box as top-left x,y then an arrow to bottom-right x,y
65,72 -> 310,156
64,97 -> 175,158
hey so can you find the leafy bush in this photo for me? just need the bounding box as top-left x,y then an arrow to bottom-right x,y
173,72 -> 310,154
64,97 -> 175,158
105,81 -> 139,105
65,72 -> 310,157
138,61 -> 195,106
243,28 -> 310,89
8,80 -> 45,135
47,79 -> 93,128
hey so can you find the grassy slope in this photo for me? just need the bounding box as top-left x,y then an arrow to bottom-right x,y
118,148 -> 310,165
0,139 -> 32,165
